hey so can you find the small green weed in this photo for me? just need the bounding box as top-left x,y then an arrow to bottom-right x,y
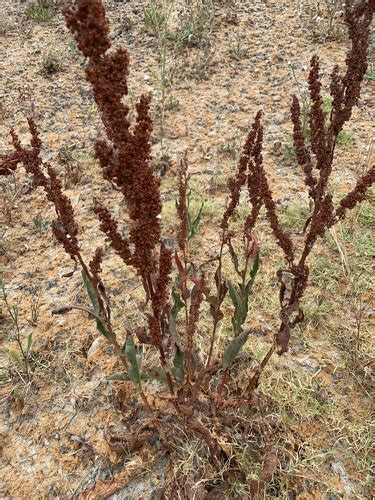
41,52 -> 60,75
364,62 -> 375,80
171,2 -> 215,51
26,1 -> 54,22
228,36 -> 248,60
356,197 -> 375,229
219,138 -> 239,158
1,270 -> 33,383
67,39 -> 77,54
32,214 -> 46,232
164,96 -> 180,111
142,5 -> 169,35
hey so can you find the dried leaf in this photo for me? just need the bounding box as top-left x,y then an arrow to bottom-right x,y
175,252 -> 190,299
249,448 -> 278,495
135,326 -> 154,345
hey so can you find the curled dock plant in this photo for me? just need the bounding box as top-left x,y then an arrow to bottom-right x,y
1,0 -> 373,491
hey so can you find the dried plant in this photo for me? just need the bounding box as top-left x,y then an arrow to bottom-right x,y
1,0 -> 374,491
0,271 -> 33,384
58,146 -> 82,188
0,173 -> 21,225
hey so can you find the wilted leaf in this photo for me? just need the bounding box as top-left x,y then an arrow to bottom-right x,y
52,303 -> 110,338
222,330 -> 249,368
227,238 -> 240,275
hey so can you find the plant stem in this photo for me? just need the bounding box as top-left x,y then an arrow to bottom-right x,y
206,236 -> 225,367
146,273 -> 175,396
236,343 -> 276,408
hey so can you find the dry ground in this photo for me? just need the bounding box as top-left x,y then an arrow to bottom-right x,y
0,0 -> 374,498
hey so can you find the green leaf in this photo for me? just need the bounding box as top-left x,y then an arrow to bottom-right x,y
82,269 -> 100,312
172,345 -> 184,381
228,281 -> 247,335
123,336 -> 142,387
171,287 -> 184,318
26,332 -> 33,355
245,252 -> 260,295
188,202 -> 204,239
8,349 -> 22,366
81,270 -> 111,338
12,305 -> 19,320
95,319 -> 111,339
222,330 -> 249,368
